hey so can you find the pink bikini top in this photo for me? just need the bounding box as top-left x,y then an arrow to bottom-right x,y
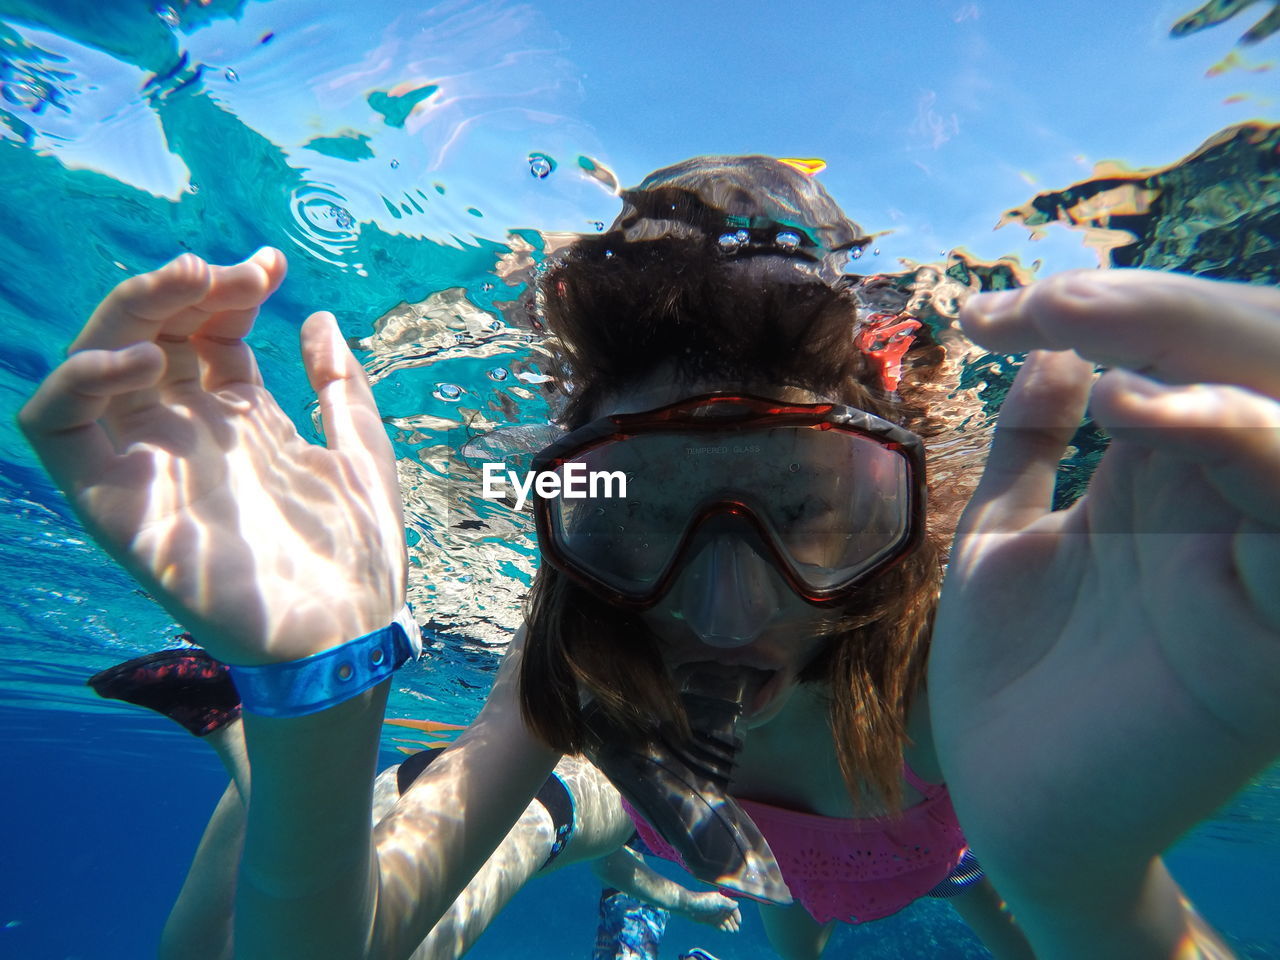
624,763 -> 969,925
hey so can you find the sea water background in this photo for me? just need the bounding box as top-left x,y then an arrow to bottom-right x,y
1,1 -> 1278,957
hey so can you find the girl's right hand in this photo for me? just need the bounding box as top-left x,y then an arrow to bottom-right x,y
18,249 -> 407,666
683,892 -> 742,932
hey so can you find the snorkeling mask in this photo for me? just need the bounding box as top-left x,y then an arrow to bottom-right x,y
535,393 -> 926,903
532,393 -> 926,608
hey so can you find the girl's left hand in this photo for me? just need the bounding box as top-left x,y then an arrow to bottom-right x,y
927,270 -> 1280,900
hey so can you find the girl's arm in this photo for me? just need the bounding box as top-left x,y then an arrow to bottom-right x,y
591,847 -> 742,932
17,250 -> 558,958
239,628 -> 559,960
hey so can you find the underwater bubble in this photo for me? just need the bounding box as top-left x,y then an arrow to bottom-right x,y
852,248 -> 863,259
288,184 -> 360,268
488,319 -> 502,330
604,249 -> 614,258
873,247 -> 881,256
776,231 -> 801,249
224,68 -> 239,83
156,5 -> 179,27
186,182 -> 200,195
487,367 -> 509,382
435,383 -> 463,401
591,220 -> 605,231
331,205 -> 355,230
528,153 -> 555,179
735,229 -> 749,243
789,462 -> 800,473
390,158 -> 400,169
718,233 -> 742,250
481,282 -> 495,291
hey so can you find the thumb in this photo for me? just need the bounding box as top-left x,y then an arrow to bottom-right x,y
301,311 -> 387,455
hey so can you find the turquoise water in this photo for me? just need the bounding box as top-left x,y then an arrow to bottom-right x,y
1,1 -> 1278,957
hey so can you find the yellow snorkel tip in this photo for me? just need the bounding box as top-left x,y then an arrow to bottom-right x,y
777,157 -> 827,176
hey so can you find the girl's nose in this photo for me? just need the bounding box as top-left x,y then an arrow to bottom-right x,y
672,533 -> 785,648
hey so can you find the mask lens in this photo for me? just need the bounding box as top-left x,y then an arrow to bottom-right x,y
766,428 -> 912,588
544,421 -> 915,600
550,439 -> 685,591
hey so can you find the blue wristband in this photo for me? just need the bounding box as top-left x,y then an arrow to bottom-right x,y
229,606 -> 423,719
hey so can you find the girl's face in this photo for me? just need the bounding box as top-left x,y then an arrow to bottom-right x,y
597,375 -> 842,724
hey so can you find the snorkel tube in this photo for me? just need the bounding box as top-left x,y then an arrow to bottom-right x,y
583,663 -> 792,905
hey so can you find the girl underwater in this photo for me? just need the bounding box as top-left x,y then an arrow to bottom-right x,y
19,156 -> 1280,960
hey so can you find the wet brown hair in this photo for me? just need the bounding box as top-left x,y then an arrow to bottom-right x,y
519,157 -> 952,812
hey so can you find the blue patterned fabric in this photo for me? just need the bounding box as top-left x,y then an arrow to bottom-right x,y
593,885 -> 669,960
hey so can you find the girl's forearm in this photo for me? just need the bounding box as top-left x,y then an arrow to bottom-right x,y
592,848 -> 693,913
236,683 -> 389,960
231,626 -> 561,960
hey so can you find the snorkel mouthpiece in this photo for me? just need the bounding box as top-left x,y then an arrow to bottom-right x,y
583,664 -> 792,905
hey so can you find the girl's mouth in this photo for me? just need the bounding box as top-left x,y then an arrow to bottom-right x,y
672,661 -> 778,716
750,668 -> 787,717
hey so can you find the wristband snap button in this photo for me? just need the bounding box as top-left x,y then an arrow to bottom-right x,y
337,662 -> 353,681
370,647 -> 385,665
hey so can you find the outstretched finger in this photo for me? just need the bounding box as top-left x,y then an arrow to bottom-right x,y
18,343 -> 166,486
192,249 -> 288,393
73,248 -> 284,354
70,254 -> 213,353
960,270 -> 1280,398
955,349 -> 1094,535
